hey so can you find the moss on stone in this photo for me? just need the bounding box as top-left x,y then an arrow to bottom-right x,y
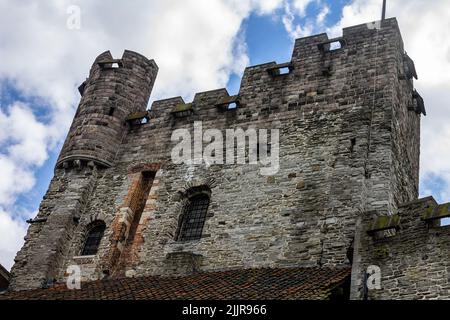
373,245 -> 390,259
439,203 -> 450,215
173,103 -> 193,113
373,216 -> 390,230
368,215 -> 400,234
423,203 -> 450,220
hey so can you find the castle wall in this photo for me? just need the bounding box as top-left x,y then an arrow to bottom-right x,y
9,18 -> 425,291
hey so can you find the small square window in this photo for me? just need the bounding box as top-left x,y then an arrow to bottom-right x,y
329,41 -> 342,51
227,102 -> 237,110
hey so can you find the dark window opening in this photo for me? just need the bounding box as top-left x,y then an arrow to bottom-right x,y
129,118 -> 150,125
322,64 -> 332,77
318,38 -> 346,53
350,138 -> 356,153
278,67 -> 290,75
177,194 -> 210,241
216,97 -> 239,112
95,120 -> 108,127
108,107 -> 115,116
81,221 -> 106,256
218,101 -> 239,112
434,218 -> 450,227
125,112 -> 150,126
227,102 -> 237,110
98,59 -> 124,70
329,41 -> 342,51
330,276 -> 351,301
267,63 -> 294,77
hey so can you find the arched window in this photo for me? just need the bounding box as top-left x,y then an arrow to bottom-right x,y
81,221 -> 106,256
177,194 -> 210,241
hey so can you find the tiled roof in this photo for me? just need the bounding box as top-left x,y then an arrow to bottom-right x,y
0,267 -> 351,300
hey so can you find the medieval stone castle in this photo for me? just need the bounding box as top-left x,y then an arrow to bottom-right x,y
2,18 -> 450,300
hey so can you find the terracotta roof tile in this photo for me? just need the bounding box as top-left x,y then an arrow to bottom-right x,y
0,267 -> 351,300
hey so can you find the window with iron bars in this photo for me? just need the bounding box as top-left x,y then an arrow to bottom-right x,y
81,221 -> 106,256
177,194 -> 210,241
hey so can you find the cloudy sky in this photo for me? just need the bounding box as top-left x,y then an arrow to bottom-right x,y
0,0 -> 449,270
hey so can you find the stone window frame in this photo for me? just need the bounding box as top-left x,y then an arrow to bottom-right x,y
80,220 -> 106,256
174,185 -> 212,242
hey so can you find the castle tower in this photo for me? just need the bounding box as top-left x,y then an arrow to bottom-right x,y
57,50 -> 158,168
8,51 -> 158,290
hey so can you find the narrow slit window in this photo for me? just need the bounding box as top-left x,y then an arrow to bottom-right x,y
177,194 -> 210,241
350,138 -> 356,153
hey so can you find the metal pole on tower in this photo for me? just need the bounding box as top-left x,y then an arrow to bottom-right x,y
382,0 -> 387,20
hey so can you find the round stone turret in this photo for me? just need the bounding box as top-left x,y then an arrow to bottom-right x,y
56,50 -> 158,168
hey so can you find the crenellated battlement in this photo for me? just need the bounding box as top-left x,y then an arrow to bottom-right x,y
146,18 -> 407,127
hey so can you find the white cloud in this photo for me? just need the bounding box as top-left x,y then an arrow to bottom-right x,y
292,0 -> 315,17
0,103 -> 49,166
282,1 -> 314,40
0,102 -> 52,209
0,156 -> 35,206
316,5 -> 330,26
0,0 -> 249,107
280,0 -> 331,40
252,0 -> 285,14
0,209 -> 28,271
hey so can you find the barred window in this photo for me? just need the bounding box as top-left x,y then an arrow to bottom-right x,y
177,194 -> 210,241
81,221 -> 106,256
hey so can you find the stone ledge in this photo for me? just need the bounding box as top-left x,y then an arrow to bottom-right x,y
72,255 -> 96,264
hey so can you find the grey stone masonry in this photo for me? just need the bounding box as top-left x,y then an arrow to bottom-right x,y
355,197 -> 450,300
8,18 -> 433,299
